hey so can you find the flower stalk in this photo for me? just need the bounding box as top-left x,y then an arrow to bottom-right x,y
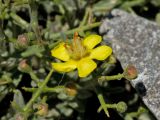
22,86 -> 65,93
97,93 -> 110,117
23,69 -> 54,113
98,73 -> 124,83
29,0 -> 42,42
97,93 -> 127,117
98,65 -> 138,82
79,7 -> 91,27
47,22 -> 101,40
18,59 -> 39,83
29,71 -> 39,83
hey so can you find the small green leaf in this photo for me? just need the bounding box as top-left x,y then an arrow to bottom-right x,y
93,0 -> 120,15
151,0 -> 160,7
13,89 -> 25,110
21,45 -> 45,57
156,13 -> 160,26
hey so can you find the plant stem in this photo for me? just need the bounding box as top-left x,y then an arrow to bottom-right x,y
120,0 -> 145,9
46,22 -> 101,40
0,20 -> 5,40
13,0 -> 28,6
98,73 -> 124,82
29,0 -> 42,41
125,107 -> 147,119
23,69 -> 54,112
79,7 -> 90,27
10,13 -> 29,29
98,104 -> 116,112
22,86 -> 65,93
97,93 -> 110,117
29,71 -> 39,83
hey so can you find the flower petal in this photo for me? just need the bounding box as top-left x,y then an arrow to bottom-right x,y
90,45 -> 112,60
52,60 -> 77,72
83,35 -> 102,49
77,58 -> 97,77
51,42 -> 70,61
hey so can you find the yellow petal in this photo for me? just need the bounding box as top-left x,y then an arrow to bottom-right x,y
77,58 -> 97,77
90,45 -> 112,60
51,60 -> 77,72
83,35 -> 102,49
51,42 -> 70,61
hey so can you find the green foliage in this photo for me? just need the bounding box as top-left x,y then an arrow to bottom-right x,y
0,0 -> 158,120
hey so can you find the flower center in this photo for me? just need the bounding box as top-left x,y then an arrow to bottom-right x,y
65,32 -> 89,60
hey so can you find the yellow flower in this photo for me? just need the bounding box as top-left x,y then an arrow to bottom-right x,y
51,32 -> 112,77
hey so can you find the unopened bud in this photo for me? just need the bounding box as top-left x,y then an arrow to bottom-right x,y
15,113 -> 27,120
15,34 -> 29,49
123,65 -> 138,80
18,60 -> 32,73
116,101 -> 127,113
34,103 -> 48,116
65,82 -> 77,96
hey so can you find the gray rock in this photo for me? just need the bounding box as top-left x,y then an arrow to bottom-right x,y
100,9 -> 160,119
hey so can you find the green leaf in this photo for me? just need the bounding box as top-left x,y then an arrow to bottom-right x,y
21,45 -> 45,57
93,0 -> 120,15
12,74 -> 22,87
13,89 -> 25,110
0,86 -> 9,102
77,90 -> 92,99
151,0 -> 160,7
156,13 -> 160,26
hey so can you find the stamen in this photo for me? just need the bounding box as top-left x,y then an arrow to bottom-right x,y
64,44 -> 67,49
73,32 -> 78,48
66,36 -> 69,44
74,32 -> 79,40
64,32 -> 90,60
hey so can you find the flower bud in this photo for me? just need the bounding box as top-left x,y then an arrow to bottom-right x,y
116,101 -> 127,113
65,82 -> 77,96
15,34 -> 29,49
34,103 -> 48,116
123,65 -> 138,80
15,113 -> 27,120
18,60 -> 32,73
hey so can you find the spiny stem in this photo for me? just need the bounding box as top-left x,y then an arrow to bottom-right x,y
22,86 -> 65,93
46,22 -> 101,40
23,69 -> 54,112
